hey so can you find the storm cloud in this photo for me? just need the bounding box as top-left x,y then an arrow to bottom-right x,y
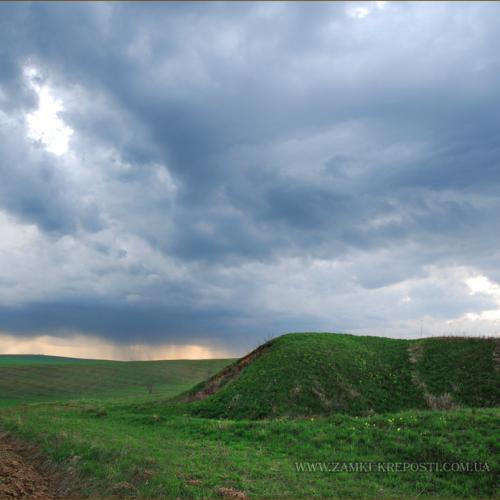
1,2 -> 500,356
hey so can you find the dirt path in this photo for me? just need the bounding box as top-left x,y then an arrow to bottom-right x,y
0,432 -> 53,499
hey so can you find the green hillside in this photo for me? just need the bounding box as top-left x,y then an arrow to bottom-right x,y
184,333 -> 500,419
0,336 -> 498,499
0,355 -> 233,406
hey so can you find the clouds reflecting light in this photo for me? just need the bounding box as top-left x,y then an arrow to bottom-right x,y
0,2 -> 499,358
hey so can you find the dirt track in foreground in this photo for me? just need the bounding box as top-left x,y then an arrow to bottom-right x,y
0,432 -> 53,499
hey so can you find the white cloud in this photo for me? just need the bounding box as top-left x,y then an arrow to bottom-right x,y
466,275 -> 500,298
348,6 -> 371,19
0,209 -> 187,306
24,67 -> 73,156
464,275 -> 500,324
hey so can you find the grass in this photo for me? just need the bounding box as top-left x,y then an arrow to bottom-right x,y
0,401 -> 498,498
413,337 -> 499,407
0,355 -> 233,407
186,333 -> 499,419
0,333 -> 498,498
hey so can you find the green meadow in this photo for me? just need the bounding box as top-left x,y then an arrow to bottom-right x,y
0,333 -> 498,499
0,355 -> 232,407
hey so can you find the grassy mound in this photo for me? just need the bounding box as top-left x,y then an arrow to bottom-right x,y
185,333 -> 499,419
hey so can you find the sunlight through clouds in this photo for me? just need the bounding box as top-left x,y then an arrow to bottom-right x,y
24,66 -> 73,156
347,1 -> 387,20
0,2 -> 500,356
0,333 -> 234,361
349,7 -> 370,19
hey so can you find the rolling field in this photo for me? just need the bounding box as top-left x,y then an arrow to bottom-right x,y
0,355 -> 233,407
0,333 -> 498,499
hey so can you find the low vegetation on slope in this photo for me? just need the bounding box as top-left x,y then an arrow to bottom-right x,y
0,355 -> 233,406
184,333 -> 499,419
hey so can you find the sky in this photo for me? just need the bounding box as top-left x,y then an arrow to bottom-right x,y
1,2 -> 500,360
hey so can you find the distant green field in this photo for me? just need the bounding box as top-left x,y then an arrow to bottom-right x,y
0,355 -> 233,407
0,354 -> 98,365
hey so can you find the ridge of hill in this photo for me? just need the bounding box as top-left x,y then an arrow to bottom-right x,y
0,354 -> 103,365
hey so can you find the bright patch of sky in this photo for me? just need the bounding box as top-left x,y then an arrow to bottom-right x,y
349,7 -> 370,19
465,275 -> 500,322
348,1 -> 387,19
0,333 -> 234,361
24,67 -> 73,156
467,275 -> 500,296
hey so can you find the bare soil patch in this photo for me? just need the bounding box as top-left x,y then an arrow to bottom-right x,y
0,432 -> 75,499
183,341 -> 273,402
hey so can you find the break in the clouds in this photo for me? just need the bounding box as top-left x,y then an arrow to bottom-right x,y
1,2 -> 500,358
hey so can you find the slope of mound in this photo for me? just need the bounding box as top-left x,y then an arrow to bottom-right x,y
186,333 -> 499,419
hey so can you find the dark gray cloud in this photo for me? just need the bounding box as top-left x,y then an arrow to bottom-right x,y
1,1 -> 500,353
